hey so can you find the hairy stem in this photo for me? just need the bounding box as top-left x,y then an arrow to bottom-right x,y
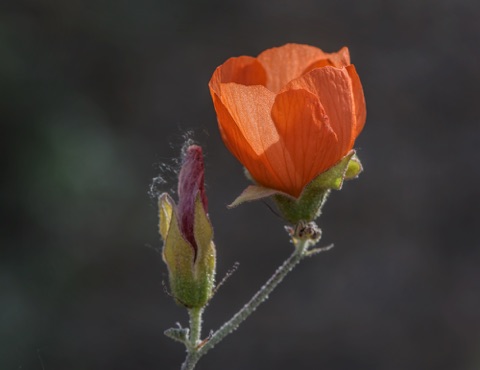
180,238 -> 311,370
180,308 -> 203,370
188,307 -> 203,348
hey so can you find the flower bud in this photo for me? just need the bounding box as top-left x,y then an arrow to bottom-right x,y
158,145 -> 216,308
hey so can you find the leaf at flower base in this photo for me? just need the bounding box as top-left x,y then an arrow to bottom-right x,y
163,207 -> 195,277
164,327 -> 190,344
228,185 -> 288,208
308,150 -> 356,191
158,193 -> 174,241
191,194 -> 216,305
273,151 -> 362,223
162,203 -> 197,307
344,153 -> 363,180
193,194 -> 214,255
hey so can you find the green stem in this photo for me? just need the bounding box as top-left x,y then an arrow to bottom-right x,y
181,238 -> 311,370
188,307 -> 203,348
180,308 -> 203,370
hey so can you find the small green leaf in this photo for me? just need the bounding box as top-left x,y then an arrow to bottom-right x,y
192,194 -> 216,305
309,150 -> 355,191
344,154 -> 363,180
164,327 -> 190,344
162,203 -> 199,307
228,185 -> 287,208
272,151 -> 363,223
158,193 -> 174,241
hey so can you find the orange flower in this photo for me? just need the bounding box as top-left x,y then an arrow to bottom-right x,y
209,43 -> 366,198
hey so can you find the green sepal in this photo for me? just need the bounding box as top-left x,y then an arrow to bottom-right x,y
228,185 -> 281,208
191,194 -> 216,306
158,193 -> 174,241
344,153 -> 363,180
274,189 -> 330,225
308,150 -> 356,190
161,196 -> 197,307
273,151 -> 361,224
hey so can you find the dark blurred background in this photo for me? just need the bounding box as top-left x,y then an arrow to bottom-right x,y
1,0 -> 479,369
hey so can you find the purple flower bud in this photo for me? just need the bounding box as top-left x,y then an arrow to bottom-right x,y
158,144 -> 216,308
177,145 -> 208,256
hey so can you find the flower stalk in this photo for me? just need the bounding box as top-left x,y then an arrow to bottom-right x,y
180,222 -> 327,370
188,307 -> 203,349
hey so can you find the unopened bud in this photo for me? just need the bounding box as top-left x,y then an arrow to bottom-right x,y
158,145 -> 216,308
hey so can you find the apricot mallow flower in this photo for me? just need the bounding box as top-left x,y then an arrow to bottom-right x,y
158,145 -> 216,308
209,43 -> 366,223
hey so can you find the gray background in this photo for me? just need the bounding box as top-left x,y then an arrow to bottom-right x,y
1,0 -> 479,369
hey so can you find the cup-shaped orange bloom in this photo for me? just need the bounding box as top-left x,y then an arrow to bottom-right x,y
209,43 -> 366,198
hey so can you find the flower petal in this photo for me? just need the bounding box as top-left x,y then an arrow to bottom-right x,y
209,56 -> 267,94
257,44 -> 333,93
177,145 -> 207,253
210,92 -> 258,174
271,88 -> 340,197
302,46 -> 351,74
285,66 -> 357,154
213,83 -> 295,191
346,64 -> 367,138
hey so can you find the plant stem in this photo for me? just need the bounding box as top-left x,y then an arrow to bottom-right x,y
188,307 -> 203,348
181,238 -> 311,370
180,308 -> 203,370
